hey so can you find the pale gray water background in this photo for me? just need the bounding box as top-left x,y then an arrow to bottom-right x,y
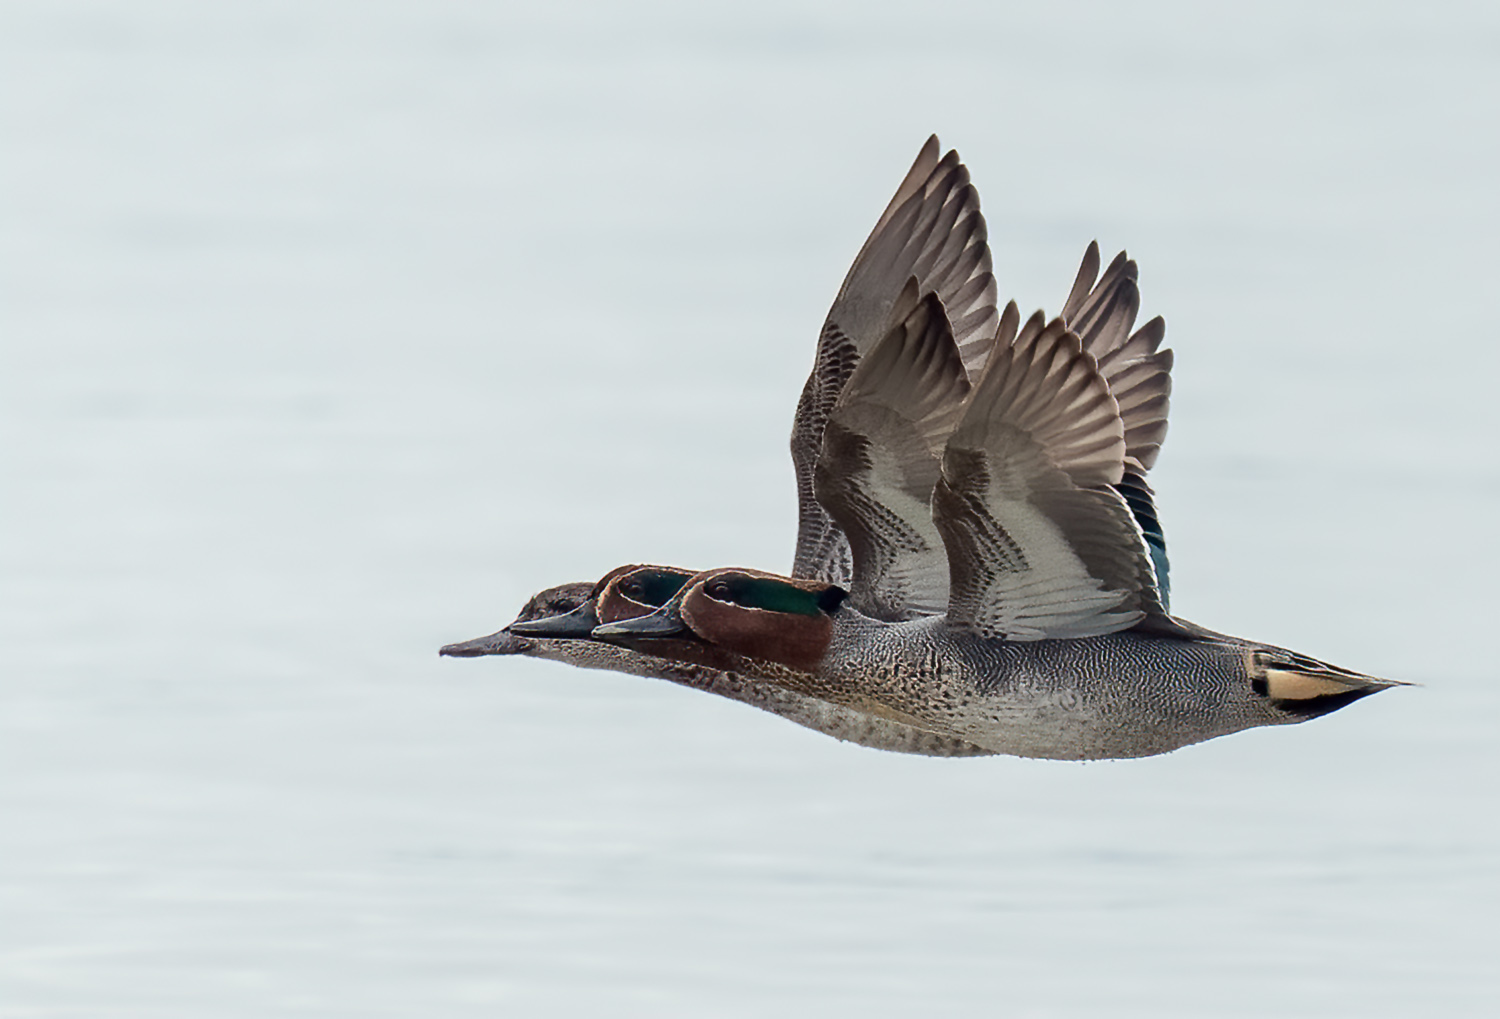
4,1 -> 1498,1015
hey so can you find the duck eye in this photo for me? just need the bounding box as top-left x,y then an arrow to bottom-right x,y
706,580 -> 733,601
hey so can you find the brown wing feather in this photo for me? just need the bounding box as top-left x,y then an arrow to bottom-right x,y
815,284 -> 970,620
1059,244 -> 1173,472
934,317 -> 1157,639
791,136 -> 998,582
1058,244 -> 1176,612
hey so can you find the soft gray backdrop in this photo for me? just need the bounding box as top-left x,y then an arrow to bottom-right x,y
4,1 -> 1497,1015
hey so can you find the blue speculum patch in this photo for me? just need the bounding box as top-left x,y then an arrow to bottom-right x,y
1115,473 -> 1171,610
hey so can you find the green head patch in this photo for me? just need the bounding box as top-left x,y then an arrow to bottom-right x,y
625,568 -> 692,607
706,575 -> 848,617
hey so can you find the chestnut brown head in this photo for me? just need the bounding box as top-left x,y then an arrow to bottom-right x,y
596,565 -> 694,624
594,567 -> 848,672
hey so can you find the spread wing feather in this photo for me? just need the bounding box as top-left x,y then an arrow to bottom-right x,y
934,316 -> 1158,640
814,282 -> 970,620
1060,243 -> 1173,471
791,136 -> 998,583
1059,243 -> 1176,611
970,312 -> 1126,488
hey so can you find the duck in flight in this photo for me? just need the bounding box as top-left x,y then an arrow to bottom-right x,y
442,136 -> 1402,759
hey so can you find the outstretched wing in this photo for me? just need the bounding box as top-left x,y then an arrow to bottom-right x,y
934,313 -> 1158,640
791,136 -> 998,584
814,282 -> 970,620
1060,242 -> 1175,611
1061,243 -> 1173,472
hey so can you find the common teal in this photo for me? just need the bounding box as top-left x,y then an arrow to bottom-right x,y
445,135 -> 1402,759
593,275 -> 1402,758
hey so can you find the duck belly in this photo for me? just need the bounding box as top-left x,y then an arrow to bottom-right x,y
823,627 -> 1273,760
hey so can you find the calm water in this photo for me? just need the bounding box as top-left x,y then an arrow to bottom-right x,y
4,2 -> 1498,1015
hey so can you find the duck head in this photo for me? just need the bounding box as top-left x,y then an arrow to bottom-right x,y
593,567 -> 849,672
595,565 -> 697,625
439,564 -> 693,655
438,580 -> 596,657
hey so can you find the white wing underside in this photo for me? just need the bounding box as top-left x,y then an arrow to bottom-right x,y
791,144 -> 1175,637
815,282 -> 969,620
934,313 -> 1158,640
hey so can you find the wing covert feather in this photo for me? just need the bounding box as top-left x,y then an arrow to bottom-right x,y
814,283 -> 970,620
1060,243 -> 1174,472
934,317 -> 1158,640
1058,243 -> 1176,611
791,136 -> 998,582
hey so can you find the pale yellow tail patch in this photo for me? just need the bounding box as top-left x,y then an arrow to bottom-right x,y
1263,668 -> 1364,701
